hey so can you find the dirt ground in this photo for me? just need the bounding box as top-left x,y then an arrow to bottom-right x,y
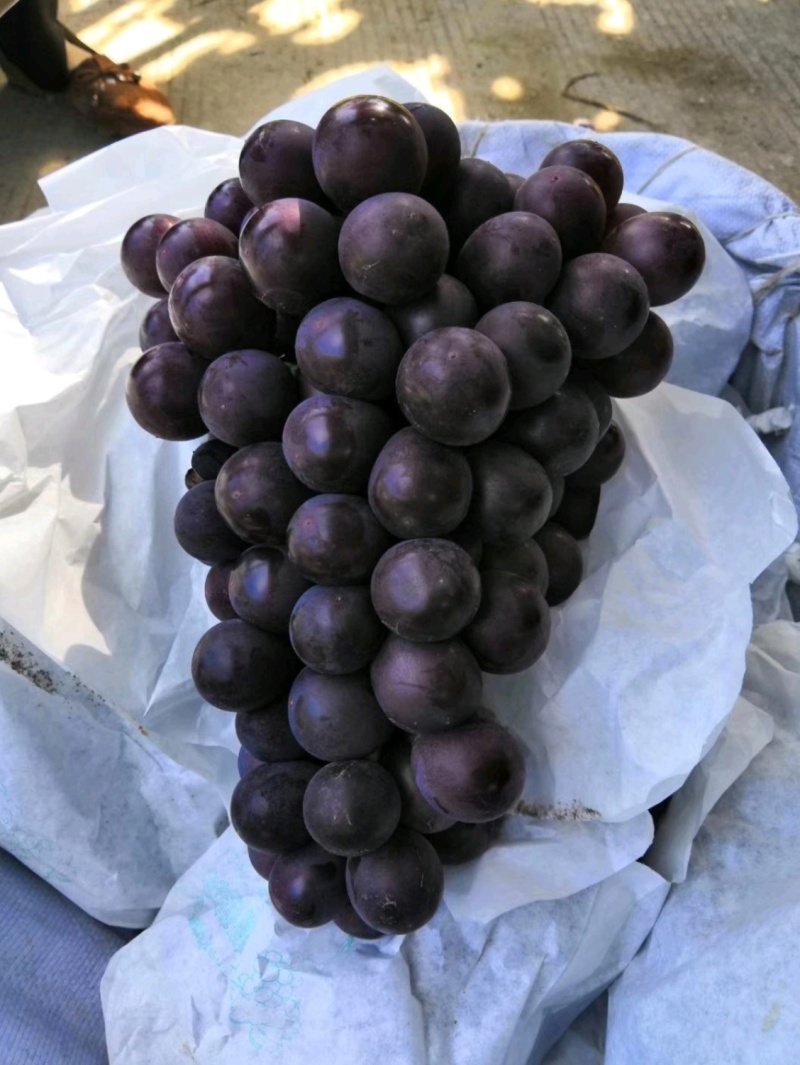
1,0 -> 799,224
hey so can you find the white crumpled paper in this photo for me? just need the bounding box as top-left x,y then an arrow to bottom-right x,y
0,64 -> 797,1061
605,621 -> 800,1063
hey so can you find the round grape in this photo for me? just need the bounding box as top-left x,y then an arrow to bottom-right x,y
228,546 -> 310,632
205,560 -> 238,621
204,177 -> 253,236
535,522 -> 584,605
139,297 -> 178,350
230,760 -> 318,852
412,720 -> 526,822
456,211 -> 562,309
567,421 -> 626,487
514,165 -> 606,258
174,481 -> 247,564
463,570 -> 551,674
286,494 -> 392,585
386,274 -> 478,348
192,619 -> 300,711
312,95 -> 428,211
396,327 -> 511,446
402,101 -> 461,202
464,439 -> 553,545
198,349 -> 298,447
235,696 -> 306,762
497,384 -> 600,477
602,211 -> 705,306
338,192 -> 449,305
480,539 -> 549,595
380,733 -> 456,834
552,485 -> 601,540
121,213 -> 179,297
269,842 -> 348,928
441,158 -> 512,253
289,585 -> 385,675
346,828 -> 444,934
303,761 -> 402,857
288,668 -> 394,761
155,217 -> 238,290
215,442 -> 312,545
239,119 -> 325,206
539,139 -> 624,213
126,342 -> 206,440
582,312 -> 673,397
370,634 -> 482,733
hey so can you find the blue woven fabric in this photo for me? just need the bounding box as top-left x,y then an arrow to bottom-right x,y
0,848 -> 128,1064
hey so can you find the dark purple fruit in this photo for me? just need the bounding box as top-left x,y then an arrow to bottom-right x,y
412,720 -> 526,822
463,570 -> 551,674
155,217 -> 238,290
192,620 -> 300,712
456,211 -> 562,309
139,297 -> 178,350
498,385 -> 600,477
338,192 -> 449,305
174,481 -> 248,564
346,828 -> 444,934
289,585 -> 385,675
288,669 -> 394,761
539,139 -> 624,213
475,301 -> 571,410
581,312 -> 673,397
126,342 -> 206,441
286,494 -> 392,585
567,421 -> 626,487
386,274 -> 478,348
513,165 -> 606,258
230,759 -> 318,851
205,560 -> 238,621
239,119 -> 324,206
204,177 -> 253,236
368,427 -> 473,538
602,211 -> 705,306
215,442 -> 312,545
269,842 -> 348,928
371,538 -> 481,642
121,213 -> 179,297
312,96 -> 428,212
198,349 -> 298,447
370,635 -> 482,733
464,440 -> 552,545
535,522 -> 584,605
235,696 -> 306,762
303,761 -> 402,856
380,732 -> 455,834
396,327 -> 511,447
228,546 -> 310,633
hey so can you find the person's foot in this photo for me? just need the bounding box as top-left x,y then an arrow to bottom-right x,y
67,53 -> 175,137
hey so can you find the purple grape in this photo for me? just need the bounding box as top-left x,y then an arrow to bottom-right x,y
505,172 -> 525,197
412,720 -> 526,822
239,198 -> 344,316
386,273 -> 478,348
497,384 -> 600,477
567,421 -> 626,487
334,900 -> 384,939
547,252 -> 649,361
535,522 -> 584,605
402,101 -> 461,202
191,438 -> 238,480
371,538 -> 481,642
282,394 -> 393,494
198,349 -> 299,447
286,494 -> 392,585
368,428 -> 473,538
174,481 -> 248,564
380,733 -> 455,834
446,523 -> 483,565
238,746 -> 263,778
370,634 -> 482,733
230,759 -> 318,851
288,668 -> 394,761
126,342 -> 206,440
303,761 -> 402,857
139,297 -> 178,350
191,619 -> 300,711
540,139 -> 624,213
155,217 -> 238,290
289,585 -> 385,675
235,696 -> 306,762
568,366 -> 613,437
168,256 -> 275,359
605,201 -> 646,235
456,211 -> 562,309
205,560 -> 238,620
480,539 -> 549,595
464,440 -> 553,545
549,473 -> 565,518
312,95 -> 428,212
475,301 -> 571,410
428,819 -> 502,865
603,211 -> 706,306
239,119 -> 325,206
269,842 -> 348,928
248,846 -> 278,881
295,297 -> 404,401
346,827 -> 444,934
463,570 -> 551,674
204,177 -> 253,236
552,485 -> 601,540
396,327 -> 511,446
228,546 -> 310,633
441,158 -> 512,253
338,192 -> 449,305
121,213 -> 179,297
513,165 -> 606,258
185,469 -> 203,489
582,312 -> 673,397
215,442 -> 312,545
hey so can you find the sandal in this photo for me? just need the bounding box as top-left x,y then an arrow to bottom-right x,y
67,53 -> 175,138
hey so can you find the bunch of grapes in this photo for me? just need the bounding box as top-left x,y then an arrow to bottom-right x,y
123,95 -> 705,939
